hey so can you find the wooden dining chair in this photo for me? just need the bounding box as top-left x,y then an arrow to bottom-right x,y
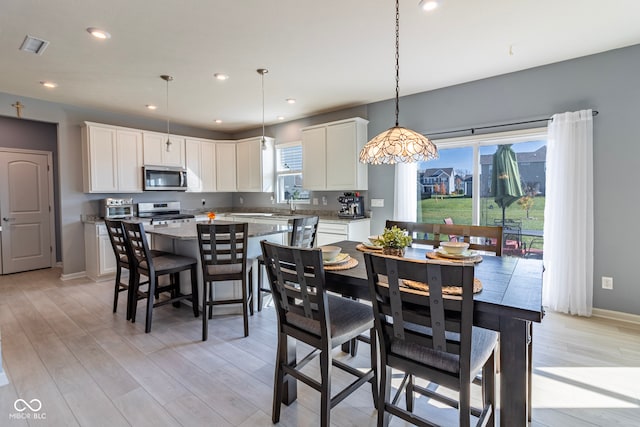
256,215 -> 319,311
260,240 -> 377,427
364,252 -> 498,427
386,220 -> 503,256
122,221 -> 199,333
196,222 -> 254,340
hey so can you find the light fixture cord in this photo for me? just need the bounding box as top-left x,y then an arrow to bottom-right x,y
395,0 -> 400,127
166,77 -> 170,139
261,71 -> 265,144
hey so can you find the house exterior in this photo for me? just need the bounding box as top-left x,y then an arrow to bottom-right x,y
480,146 -> 546,197
418,167 -> 455,198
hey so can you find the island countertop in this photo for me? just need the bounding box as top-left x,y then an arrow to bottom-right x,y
144,220 -> 289,240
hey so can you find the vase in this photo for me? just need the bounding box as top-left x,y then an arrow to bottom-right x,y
382,247 -> 405,257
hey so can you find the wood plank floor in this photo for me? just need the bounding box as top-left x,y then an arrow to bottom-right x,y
0,268 -> 638,426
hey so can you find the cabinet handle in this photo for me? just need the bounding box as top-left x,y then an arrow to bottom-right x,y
2,217 -> 15,222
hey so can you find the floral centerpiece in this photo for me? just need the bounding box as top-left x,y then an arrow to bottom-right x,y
207,212 -> 216,223
376,225 -> 412,257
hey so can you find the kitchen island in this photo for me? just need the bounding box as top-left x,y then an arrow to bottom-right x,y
145,220 -> 289,314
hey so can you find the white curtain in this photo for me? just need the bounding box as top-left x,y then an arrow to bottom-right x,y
394,162 -> 417,221
543,110 -> 594,316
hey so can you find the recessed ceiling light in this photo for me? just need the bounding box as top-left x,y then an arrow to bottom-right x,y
286,98 -> 296,104
214,119 -> 223,124
146,104 -> 157,110
277,116 -> 285,121
40,81 -> 57,88
86,27 -> 111,40
213,73 -> 229,81
418,0 -> 439,12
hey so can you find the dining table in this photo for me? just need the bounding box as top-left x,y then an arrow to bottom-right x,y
280,240 -> 544,427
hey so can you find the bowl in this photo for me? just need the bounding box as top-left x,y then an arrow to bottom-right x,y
368,235 -> 382,246
320,245 -> 342,261
440,241 -> 470,255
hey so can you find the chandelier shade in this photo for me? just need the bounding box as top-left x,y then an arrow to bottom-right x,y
360,0 -> 438,165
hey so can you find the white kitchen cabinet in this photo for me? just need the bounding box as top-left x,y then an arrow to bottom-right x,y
82,122 -> 144,193
216,142 -> 237,191
185,138 -> 217,192
316,219 -> 371,246
84,223 -> 117,281
301,117 -> 368,191
236,136 -> 275,192
143,131 -> 185,167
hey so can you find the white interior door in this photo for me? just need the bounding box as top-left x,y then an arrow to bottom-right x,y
0,151 -> 52,274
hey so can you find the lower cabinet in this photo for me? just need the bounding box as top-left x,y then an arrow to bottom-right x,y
85,223 -> 117,281
316,219 -> 371,246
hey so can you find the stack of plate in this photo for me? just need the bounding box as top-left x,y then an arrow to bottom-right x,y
323,253 -> 351,266
434,247 -> 477,259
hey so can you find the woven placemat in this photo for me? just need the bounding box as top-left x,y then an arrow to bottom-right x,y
356,243 -> 383,253
426,251 -> 483,264
323,256 -> 359,271
401,278 -> 483,295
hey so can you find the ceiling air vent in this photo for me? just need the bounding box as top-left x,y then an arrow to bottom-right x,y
19,35 -> 50,55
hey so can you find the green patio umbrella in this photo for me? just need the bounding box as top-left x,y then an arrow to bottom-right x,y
491,144 -> 524,226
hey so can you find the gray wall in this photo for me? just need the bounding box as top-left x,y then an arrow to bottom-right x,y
367,44 -> 640,316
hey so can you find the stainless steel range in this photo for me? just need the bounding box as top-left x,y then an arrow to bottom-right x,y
137,201 -> 195,225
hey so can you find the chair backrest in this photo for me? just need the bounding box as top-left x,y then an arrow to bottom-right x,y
122,221 -> 154,273
363,252 -> 475,378
290,215 -> 319,248
260,240 -> 330,341
104,219 -> 129,267
385,220 -> 503,256
196,222 -> 249,280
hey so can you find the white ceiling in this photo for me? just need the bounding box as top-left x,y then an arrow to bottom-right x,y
1,0 -> 639,133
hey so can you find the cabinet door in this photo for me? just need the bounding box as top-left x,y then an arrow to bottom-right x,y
116,129 -> 143,192
163,136 -> 185,167
326,121 -> 357,190
302,127 -> 326,190
143,132 -> 185,167
185,139 -> 202,192
201,141 -> 217,192
87,126 -> 118,192
236,138 -> 259,191
216,143 -> 237,191
99,234 -> 117,275
143,132 -> 164,165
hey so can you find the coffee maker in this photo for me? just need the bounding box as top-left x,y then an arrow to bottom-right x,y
338,193 -> 365,219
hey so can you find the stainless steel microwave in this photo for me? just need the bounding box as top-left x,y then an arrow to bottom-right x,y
143,165 -> 187,191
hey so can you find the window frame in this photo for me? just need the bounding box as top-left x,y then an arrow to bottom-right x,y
275,141 -> 310,205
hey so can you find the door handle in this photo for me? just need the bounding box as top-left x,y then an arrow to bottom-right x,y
2,217 -> 15,222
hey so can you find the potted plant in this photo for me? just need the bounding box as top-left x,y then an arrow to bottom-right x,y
376,226 -> 412,257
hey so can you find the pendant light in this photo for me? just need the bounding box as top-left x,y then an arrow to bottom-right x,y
359,0 -> 438,165
161,74 -> 174,152
257,68 -> 268,150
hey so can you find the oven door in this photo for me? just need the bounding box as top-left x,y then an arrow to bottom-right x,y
143,166 -> 187,191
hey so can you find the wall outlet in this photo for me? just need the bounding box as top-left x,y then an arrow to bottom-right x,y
239,196 -> 244,205
602,276 -> 613,290
201,199 -> 206,206
371,198 -> 384,208
322,196 -> 327,205
312,198 -> 318,205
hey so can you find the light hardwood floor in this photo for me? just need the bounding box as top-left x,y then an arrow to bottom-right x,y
0,268 -> 638,426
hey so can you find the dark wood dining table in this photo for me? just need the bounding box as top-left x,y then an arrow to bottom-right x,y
281,240 -> 544,427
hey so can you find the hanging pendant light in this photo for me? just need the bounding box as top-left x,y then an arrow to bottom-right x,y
161,74 -> 174,152
257,68 -> 268,150
359,0 -> 438,165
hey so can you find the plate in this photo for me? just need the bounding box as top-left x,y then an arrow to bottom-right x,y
434,247 -> 478,259
361,241 -> 382,250
324,253 -> 351,265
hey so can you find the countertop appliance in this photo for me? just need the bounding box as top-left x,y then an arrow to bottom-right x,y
143,165 -> 187,191
338,193 -> 365,219
137,201 -> 195,225
101,197 -> 135,219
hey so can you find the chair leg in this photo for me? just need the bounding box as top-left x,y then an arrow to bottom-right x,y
257,260 -> 264,312
483,351 -> 496,427
405,374 -> 414,412
172,273 -> 182,308
459,378 -> 471,427
145,275 -> 156,333
202,281 -> 209,341
319,345 -> 332,427
241,275 -> 249,337
208,282 -> 214,319
113,266 -> 122,314
190,266 -> 199,318
369,327 -> 379,409
129,273 -> 140,323
272,331 -> 286,423
248,268 -> 254,316
378,366 -> 392,427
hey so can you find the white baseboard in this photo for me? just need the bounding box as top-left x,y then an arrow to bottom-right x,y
592,308 -> 640,325
60,271 -> 87,281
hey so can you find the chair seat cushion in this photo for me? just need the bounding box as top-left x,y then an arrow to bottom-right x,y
206,258 -> 253,276
391,326 -> 498,378
140,254 -> 197,272
286,295 -> 374,348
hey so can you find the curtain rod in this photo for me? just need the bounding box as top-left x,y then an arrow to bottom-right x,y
425,110 -> 599,138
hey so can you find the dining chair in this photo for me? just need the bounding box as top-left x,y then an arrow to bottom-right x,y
256,215 -> 319,311
363,252 -> 498,427
196,222 -> 254,340
260,240 -> 377,427
386,220 -> 503,256
122,221 -> 199,333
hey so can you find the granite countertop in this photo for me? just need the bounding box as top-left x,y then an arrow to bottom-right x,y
144,221 -> 289,240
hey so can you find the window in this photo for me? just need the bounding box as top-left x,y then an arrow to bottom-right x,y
275,142 -> 310,203
416,128 -> 547,258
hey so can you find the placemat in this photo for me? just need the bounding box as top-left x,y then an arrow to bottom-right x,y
426,251 -> 483,264
323,256 -> 359,271
356,243 -> 383,253
401,278 -> 483,295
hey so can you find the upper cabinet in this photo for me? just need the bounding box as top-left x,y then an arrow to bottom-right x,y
142,131 -> 185,167
236,136 -> 275,192
216,142 -> 237,192
82,122 -> 143,193
185,137 -> 217,192
302,117 -> 369,191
